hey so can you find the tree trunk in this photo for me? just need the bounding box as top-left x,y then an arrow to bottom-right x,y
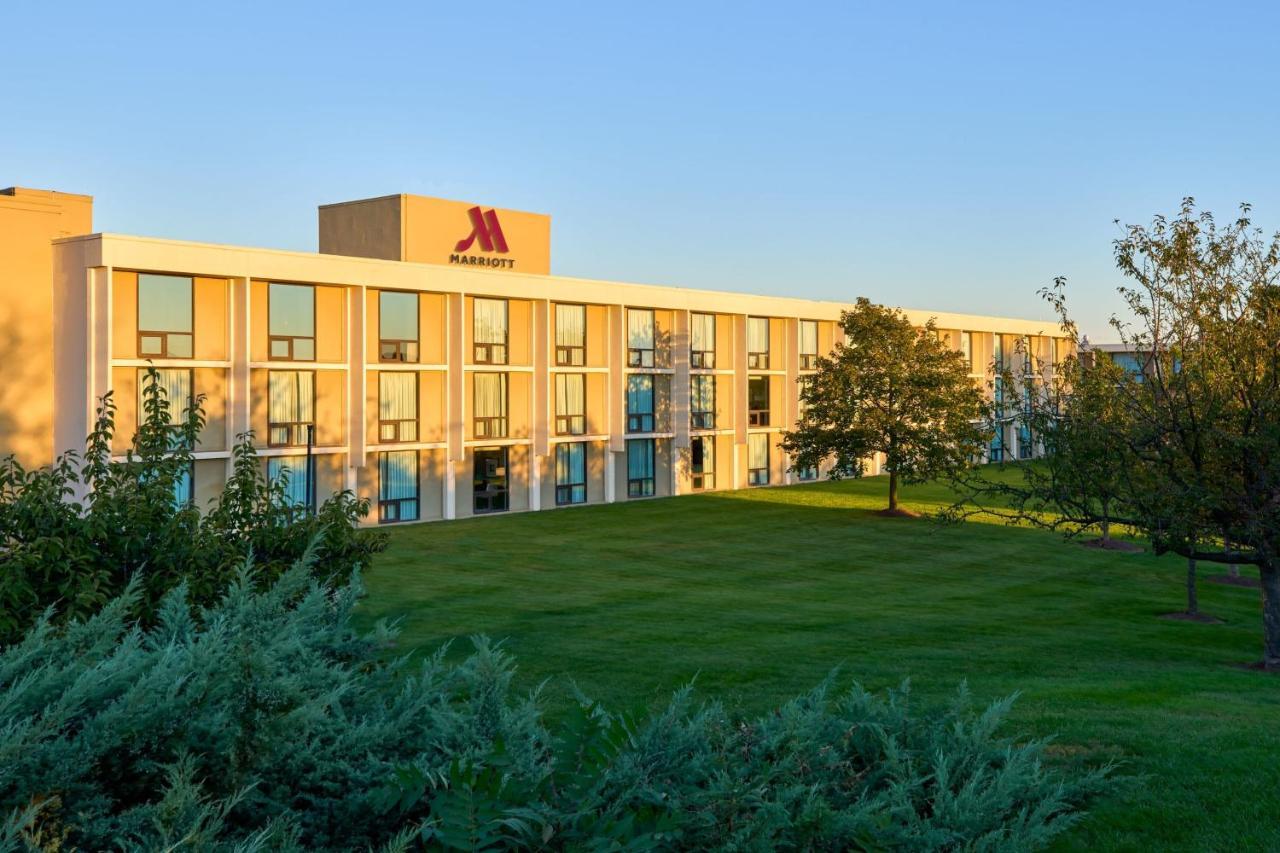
888,471 -> 899,512
1185,555 -> 1198,616
1261,562 -> 1280,669
1100,516 -> 1111,545
1224,529 -> 1240,579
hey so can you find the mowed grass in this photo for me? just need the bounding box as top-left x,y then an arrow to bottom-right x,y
358,472 -> 1280,850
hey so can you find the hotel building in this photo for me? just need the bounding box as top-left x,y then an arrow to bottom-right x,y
0,187 -> 1067,523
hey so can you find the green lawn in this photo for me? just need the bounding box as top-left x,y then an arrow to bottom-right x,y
358,473 -> 1280,850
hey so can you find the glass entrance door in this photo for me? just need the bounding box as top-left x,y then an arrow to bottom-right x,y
473,447 -> 509,513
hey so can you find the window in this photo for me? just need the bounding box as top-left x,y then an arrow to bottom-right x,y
626,374 -> 655,433
473,298 -> 508,364
748,433 -> 770,485
799,320 -> 819,370
747,317 -> 770,369
748,376 -> 770,426
473,373 -> 508,438
691,436 -> 714,490
1021,336 -> 1033,374
138,368 -> 193,447
555,373 -> 586,435
555,304 -> 586,366
691,312 -> 716,368
690,375 -> 716,430
173,464 -> 194,506
627,308 -> 655,367
268,283 -> 315,361
989,427 -> 1005,463
268,370 -> 315,447
378,372 -> 418,443
379,291 -> 419,363
379,450 -> 419,523
960,331 -> 973,373
797,464 -> 818,481
137,273 -> 193,358
473,447 -> 508,513
268,456 -> 313,510
626,438 -> 655,497
555,443 -> 587,505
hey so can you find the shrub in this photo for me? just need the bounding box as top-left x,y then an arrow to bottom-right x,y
0,558 -> 1111,851
0,369 -> 385,642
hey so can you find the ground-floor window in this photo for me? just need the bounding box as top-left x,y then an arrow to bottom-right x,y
626,439 -> 655,497
555,442 -> 587,505
748,433 -> 770,485
796,463 -> 818,481
989,429 -> 1005,463
1017,423 -> 1033,460
267,455 -> 313,510
691,436 -> 714,490
473,447 -> 508,513
174,463 -> 194,506
379,450 -> 419,523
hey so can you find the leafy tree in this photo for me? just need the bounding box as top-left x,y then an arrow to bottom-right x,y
782,298 -> 988,512
0,368 -> 385,642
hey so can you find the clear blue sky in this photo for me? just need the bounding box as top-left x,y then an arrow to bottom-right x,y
4,0 -> 1278,339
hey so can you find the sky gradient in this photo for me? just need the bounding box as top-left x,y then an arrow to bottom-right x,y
4,0 -> 1278,339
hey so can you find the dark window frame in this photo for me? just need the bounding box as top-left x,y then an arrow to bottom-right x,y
472,298 -> 510,366
136,273 -> 195,360
748,375 -> 771,427
626,307 -> 656,368
690,375 -> 716,430
798,319 -> 819,370
267,282 -> 317,363
747,317 -> 771,370
690,436 -> 715,491
473,446 -> 509,514
626,438 -> 656,498
554,442 -> 588,506
378,449 -> 420,524
555,303 -> 587,367
267,369 -> 316,448
472,372 -> 509,439
378,289 -> 421,364
378,371 -> 420,444
554,373 -> 587,436
690,312 -> 716,369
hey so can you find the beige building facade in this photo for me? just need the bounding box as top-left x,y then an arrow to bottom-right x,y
1,187 -> 1066,524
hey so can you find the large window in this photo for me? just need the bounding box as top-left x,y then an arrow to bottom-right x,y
379,291 -> 419,363
797,463 -> 818,481
473,373 -> 508,439
473,447 -> 508,513
555,442 -> 587,505
137,274 -> 193,358
268,456 -> 313,510
626,374 -> 655,433
691,436 -> 714,491
627,308 -> 655,368
748,376 -> 770,427
690,375 -> 716,430
555,304 -> 586,366
379,449 -> 419,523
268,283 -> 315,361
473,298 -> 508,364
626,438 -> 655,497
799,320 -> 819,370
138,367 -> 193,431
378,372 -> 418,443
748,433 -> 770,485
268,370 -> 315,447
960,331 -> 973,373
555,373 -> 586,435
691,312 -> 716,368
747,317 -> 770,369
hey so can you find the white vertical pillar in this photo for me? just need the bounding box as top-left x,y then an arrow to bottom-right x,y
733,313 -> 748,490
444,292 -> 465,520
228,275 -> 252,480
606,303 -> 625,502
530,298 -> 549,512
783,317 -> 799,485
347,285 -> 366,496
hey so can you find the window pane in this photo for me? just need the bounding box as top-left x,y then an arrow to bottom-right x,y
626,375 -> 654,414
380,450 -> 419,501
138,274 -> 193,333
380,372 -> 417,421
556,373 -> 585,416
269,283 -> 315,337
140,368 -> 192,426
691,313 -> 714,352
749,433 -> 769,468
748,317 -> 769,352
474,298 -> 508,344
268,457 -> 311,507
748,376 -> 769,410
627,309 -> 655,349
627,439 -> 654,479
799,320 -> 818,354
556,304 -> 585,347
474,373 -> 507,418
380,291 -> 419,342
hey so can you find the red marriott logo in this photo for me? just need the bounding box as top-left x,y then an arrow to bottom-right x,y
450,206 -> 516,269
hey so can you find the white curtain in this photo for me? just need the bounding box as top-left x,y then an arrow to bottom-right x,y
268,456 -> 310,507
799,320 -> 818,355
473,373 -> 506,418
691,375 -> 715,413
473,298 -> 507,344
626,375 -> 653,415
627,309 -> 654,350
269,371 -> 314,422
749,433 -> 769,469
556,373 -> 585,416
142,368 -> 193,425
691,313 -> 714,352
961,332 -> 973,368
379,373 -> 417,422
693,436 -> 715,474
556,304 -> 585,348
380,450 -> 418,501
748,317 -> 769,353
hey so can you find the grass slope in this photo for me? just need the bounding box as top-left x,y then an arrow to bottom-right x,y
358,473 -> 1280,850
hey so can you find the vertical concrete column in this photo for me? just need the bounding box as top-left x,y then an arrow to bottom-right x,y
530,298 -> 549,512
87,266 -> 112,419
228,276 -> 252,477
605,303 -> 625,502
444,292 -> 465,520
347,285 -> 366,495
732,313 -> 748,490
783,317 -> 799,485
671,309 -> 691,495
